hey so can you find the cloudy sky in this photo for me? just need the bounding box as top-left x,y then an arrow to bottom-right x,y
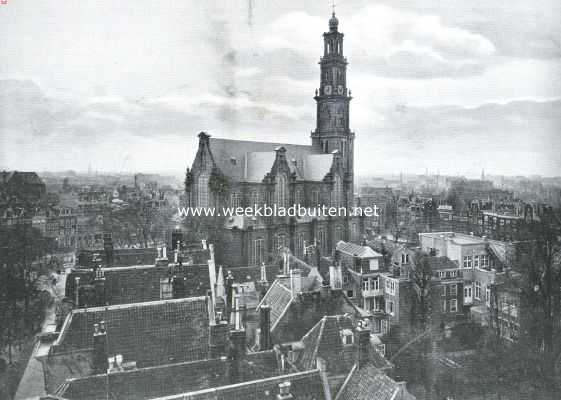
1,0 -> 560,178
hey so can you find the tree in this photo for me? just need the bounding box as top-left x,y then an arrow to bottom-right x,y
514,213 -> 561,394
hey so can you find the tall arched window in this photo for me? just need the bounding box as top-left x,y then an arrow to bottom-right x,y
332,175 -> 343,207
197,171 -> 210,208
276,174 -> 287,207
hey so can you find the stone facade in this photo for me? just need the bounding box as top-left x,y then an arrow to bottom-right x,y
186,15 -> 358,266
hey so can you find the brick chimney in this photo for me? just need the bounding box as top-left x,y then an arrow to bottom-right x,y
93,322 -> 108,374
225,271 -> 235,322
103,233 -> 113,267
355,322 -> 371,368
259,304 -> 272,351
227,328 -> 246,384
277,381 -> 293,400
290,269 -> 302,297
209,320 -> 229,358
93,266 -> 106,307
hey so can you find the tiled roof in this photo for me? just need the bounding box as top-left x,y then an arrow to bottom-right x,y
57,351 -> 280,400
159,369 -> 328,400
51,297 -> 210,367
337,241 -> 382,259
66,264 -> 211,306
208,138 -> 312,182
335,363 -> 414,400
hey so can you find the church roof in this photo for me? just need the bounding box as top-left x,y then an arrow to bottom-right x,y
208,138 -> 333,182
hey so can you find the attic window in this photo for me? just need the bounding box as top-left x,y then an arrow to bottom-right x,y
340,329 -> 354,346
230,157 -> 237,165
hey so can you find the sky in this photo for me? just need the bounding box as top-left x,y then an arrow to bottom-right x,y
0,0 -> 560,178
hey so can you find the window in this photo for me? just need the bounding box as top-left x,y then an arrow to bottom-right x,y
464,287 -> 472,298
376,344 -> 386,357
385,279 -> 396,295
486,287 -> 491,307
347,290 -> 354,298
405,254 -> 409,263
253,239 -> 264,266
381,319 -> 388,334
312,191 -> 320,206
480,255 -> 489,269
362,279 -> 369,291
295,190 -> 303,207
475,281 -> 481,300
340,329 -> 354,346
386,300 -> 394,315
160,278 -> 173,299
442,299 -> 447,312
197,171 -> 210,207
372,277 -> 379,291
401,254 -> 405,263
474,255 -> 480,268
318,229 -> 326,253
250,191 -> 259,207
297,233 -> 305,256
439,271 -> 445,279
441,285 -> 446,297
335,226 -> 343,243
276,174 -> 287,207
450,284 -> 457,297
450,270 -> 457,278
230,192 -> 240,208
450,299 -> 458,312
463,256 -> 472,269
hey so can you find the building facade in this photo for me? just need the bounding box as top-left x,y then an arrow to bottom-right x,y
186,14 -> 358,266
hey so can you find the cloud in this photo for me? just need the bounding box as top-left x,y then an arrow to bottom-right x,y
255,6 -> 495,79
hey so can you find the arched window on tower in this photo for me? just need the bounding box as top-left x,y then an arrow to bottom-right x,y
197,171 -> 210,208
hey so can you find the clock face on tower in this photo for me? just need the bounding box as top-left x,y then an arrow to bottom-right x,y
337,85 -> 344,95
324,85 -> 332,95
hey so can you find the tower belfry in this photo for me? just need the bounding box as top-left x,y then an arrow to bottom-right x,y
312,11 -> 354,183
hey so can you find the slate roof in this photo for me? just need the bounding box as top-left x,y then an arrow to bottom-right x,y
302,154 -> 335,181
258,278 -> 366,343
208,138 -> 313,182
487,240 -> 514,266
336,241 -> 382,259
57,351 -> 280,400
335,363 -> 415,400
51,297 -> 210,367
295,316 -> 392,375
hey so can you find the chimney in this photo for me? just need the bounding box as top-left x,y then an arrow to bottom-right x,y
329,265 -> 342,289
227,328 -> 246,384
356,322 -> 371,368
320,281 -> 331,299
209,320 -> 229,358
277,381 -> 293,400
225,271 -> 235,321
74,276 -> 81,306
259,304 -> 272,351
103,233 -> 113,267
93,266 -> 106,307
93,322 -> 108,374
290,269 -> 302,297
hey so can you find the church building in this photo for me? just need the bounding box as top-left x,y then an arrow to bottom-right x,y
186,13 -> 361,266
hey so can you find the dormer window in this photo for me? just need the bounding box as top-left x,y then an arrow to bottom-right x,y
340,329 -> 354,346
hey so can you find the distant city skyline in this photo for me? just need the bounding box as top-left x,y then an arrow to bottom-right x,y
1,0 -> 560,177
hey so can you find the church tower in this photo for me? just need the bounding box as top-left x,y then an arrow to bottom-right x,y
312,13 -> 354,187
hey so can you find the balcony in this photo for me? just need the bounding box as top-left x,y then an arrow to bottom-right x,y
363,288 -> 383,297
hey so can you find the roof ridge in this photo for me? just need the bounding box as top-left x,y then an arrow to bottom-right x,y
71,296 -> 206,314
